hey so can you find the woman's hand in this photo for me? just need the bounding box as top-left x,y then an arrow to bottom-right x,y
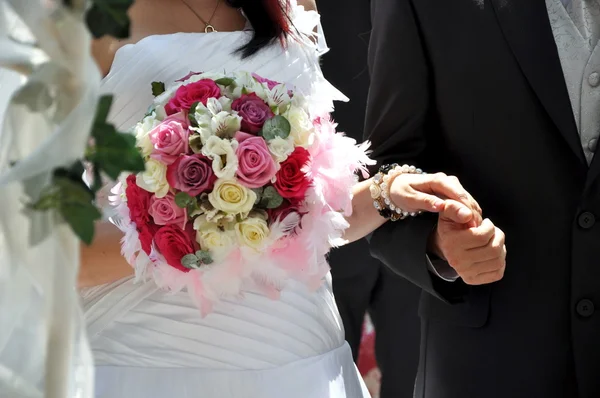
389,172 -> 482,227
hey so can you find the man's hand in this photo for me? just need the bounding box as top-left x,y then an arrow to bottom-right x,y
429,200 -> 507,285
390,172 -> 482,226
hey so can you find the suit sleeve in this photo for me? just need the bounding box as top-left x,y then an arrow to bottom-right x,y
364,0 -> 467,302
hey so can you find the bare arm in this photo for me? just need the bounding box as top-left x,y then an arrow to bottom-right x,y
343,172 -> 480,244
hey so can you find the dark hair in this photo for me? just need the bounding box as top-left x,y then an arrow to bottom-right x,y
226,0 -> 292,58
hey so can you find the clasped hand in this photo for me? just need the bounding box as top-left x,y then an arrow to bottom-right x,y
389,173 -> 506,285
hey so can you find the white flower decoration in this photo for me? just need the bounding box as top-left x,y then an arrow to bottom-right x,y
201,136 -> 239,179
268,136 -> 295,163
136,159 -> 169,198
133,113 -> 160,157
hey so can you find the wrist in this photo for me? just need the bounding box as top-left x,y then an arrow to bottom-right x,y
427,224 -> 446,260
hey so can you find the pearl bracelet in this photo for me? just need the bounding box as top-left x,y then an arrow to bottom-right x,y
370,163 -> 424,221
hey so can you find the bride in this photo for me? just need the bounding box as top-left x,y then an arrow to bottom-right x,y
81,0 -> 477,397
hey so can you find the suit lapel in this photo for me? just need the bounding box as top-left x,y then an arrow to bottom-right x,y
490,0 -> 586,167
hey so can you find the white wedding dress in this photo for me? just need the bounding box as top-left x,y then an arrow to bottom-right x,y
80,4 -> 370,398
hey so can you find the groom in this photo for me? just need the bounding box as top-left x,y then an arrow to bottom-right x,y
365,0 -> 600,397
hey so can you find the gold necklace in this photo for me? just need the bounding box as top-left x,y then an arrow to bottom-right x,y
179,0 -> 221,33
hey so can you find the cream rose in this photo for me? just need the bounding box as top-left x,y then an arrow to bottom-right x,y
193,216 -> 236,253
134,114 -> 160,157
286,107 -> 315,147
235,216 -> 270,251
268,136 -> 295,163
136,159 -> 169,198
208,179 -> 257,216
201,136 -> 239,179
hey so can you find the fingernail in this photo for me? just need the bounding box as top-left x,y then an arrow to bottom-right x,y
458,207 -> 471,218
433,199 -> 444,209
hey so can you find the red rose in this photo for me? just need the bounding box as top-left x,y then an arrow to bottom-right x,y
139,223 -> 159,255
274,147 -> 312,199
231,93 -> 274,134
125,175 -> 159,255
165,79 -> 221,115
125,175 -> 153,226
153,224 -> 199,273
125,174 -> 158,255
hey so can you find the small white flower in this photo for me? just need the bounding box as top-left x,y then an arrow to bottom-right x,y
201,136 -> 239,179
231,72 -> 268,100
153,85 -> 180,108
193,215 -> 236,257
266,83 -> 292,114
286,106 -> 315,147
268,136 -> 295,163
136,159 -> 169,198
134,113 -> 160,157
211,111 -> 242,139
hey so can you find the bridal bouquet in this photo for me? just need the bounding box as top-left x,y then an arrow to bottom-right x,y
111,71 -> 372,314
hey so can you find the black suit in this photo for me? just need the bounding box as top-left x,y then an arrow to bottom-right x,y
365,1 -> 600,397
318,1 -> 421,397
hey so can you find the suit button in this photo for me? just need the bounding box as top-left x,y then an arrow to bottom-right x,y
576,299 -> 595,317
590,72 -> 600,87
578,212 -> 595,229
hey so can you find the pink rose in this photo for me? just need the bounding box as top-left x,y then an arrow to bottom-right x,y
149,113 -> 190,165
149,193 -> 187,229
234,132 -> 278,188
154,224 -> 199,273
232,93 -> 274,134
252,73 -> 280,90
165,79 -> 221,115
166,154 -> 216,196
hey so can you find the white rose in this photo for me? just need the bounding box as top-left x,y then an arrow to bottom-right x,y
208,179 -> 257,216
153,85 -> 180,109
268,136 -> 295,163
201,136 -> 239,179
286,106 -> 315,147
235,215 -> 270,251
193,216 -> 236,254
133,114 -> 160,157
136,159 -> 169,198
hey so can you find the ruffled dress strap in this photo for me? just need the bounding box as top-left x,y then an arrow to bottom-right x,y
288,0 -> 349,113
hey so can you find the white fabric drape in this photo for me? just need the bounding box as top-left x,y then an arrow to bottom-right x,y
0,1 -> 98,397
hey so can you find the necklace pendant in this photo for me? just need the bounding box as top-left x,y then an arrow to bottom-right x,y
204,24 -> 216,33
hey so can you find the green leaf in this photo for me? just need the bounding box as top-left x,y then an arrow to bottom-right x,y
181,254 -> 200,269
188,102 -> 200,127
60,201 -> 102,245
85,0 -> 134,39
251,187 -> 263,204
52,176 -> 101,244
94,95 -> 113,126
262,186 -> 284,209
175,192 -> 193,208
260,116 -> 291,141
215,77 -> 235,87
195,250 -> 214,265
88,124 -> 145,179
151,81 -> 166,97
189,134 -> 203,153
